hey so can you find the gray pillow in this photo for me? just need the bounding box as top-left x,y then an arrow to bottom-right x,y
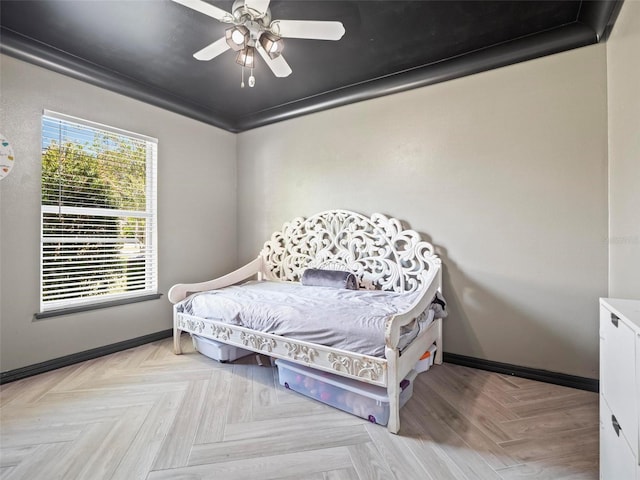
301,269 -> 358,290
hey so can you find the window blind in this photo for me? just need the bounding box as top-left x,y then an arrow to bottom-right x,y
40,111 -> 158,312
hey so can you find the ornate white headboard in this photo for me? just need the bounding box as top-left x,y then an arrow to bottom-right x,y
260,210 -> 440,293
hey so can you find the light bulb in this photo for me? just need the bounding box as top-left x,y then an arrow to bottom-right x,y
232,30 -> 245,45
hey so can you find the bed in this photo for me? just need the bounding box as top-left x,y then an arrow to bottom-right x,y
168,209 -> 443,434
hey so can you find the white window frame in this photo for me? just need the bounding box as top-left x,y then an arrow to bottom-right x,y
39,110 -> 158,314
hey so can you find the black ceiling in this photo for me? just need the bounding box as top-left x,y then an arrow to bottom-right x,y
0,1 -> 622,132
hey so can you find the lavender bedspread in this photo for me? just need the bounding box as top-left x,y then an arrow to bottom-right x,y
178,280 -> 442,358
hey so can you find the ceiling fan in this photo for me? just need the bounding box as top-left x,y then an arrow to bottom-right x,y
173,0 -> 346,88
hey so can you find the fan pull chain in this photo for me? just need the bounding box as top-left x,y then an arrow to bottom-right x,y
241,67 -> 245,88
249,67 -> 255,88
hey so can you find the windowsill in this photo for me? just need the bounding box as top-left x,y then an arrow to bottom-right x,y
35,293 -> 163,320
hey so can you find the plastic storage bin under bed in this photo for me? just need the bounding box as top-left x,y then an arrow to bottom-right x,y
192,334 -> 253,363
276,359 -> 416,426
415,343 -> 437,373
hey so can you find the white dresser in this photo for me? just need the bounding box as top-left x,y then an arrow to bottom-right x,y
600,298 -> 640,480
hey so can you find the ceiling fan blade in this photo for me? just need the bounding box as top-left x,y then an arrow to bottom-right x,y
172,0 -> 232,22
270,20 -> 345,41
193,36 -> 230,61
245,0 -> 270,15
256,43 -> 292,77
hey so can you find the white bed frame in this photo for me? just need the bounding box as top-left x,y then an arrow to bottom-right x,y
168,209 -> 442,434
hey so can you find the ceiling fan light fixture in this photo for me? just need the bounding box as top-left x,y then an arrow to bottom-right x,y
173,0 -> 347,89
235,46 -> 255,68
259,32 -> 283,59
225,25 -> 250,51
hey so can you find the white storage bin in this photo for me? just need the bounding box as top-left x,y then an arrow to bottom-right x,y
192,334 -> 253,363
415,343 -> 437,373
276,359 -> 415,426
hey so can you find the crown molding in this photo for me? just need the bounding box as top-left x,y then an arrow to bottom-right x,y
1,1 -> 622,133
578,0 -> 625,42
235,22 -> 595,131
0,28 -> 238,132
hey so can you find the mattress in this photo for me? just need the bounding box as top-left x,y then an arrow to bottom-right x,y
178,280 -> 435,358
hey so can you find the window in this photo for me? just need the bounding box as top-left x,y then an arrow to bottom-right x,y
40,111 -> 157,314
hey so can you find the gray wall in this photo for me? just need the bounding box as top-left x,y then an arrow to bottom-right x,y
237,45 -> 609,379
0,55 -> 237,372
1,38 -> 621,379
607,0 -> 640,299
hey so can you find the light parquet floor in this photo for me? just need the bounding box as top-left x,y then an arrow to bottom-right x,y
0,336 -> 599,480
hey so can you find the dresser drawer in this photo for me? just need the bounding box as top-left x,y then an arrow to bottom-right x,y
600,304 -> 638,458
601,400 -> 637,480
